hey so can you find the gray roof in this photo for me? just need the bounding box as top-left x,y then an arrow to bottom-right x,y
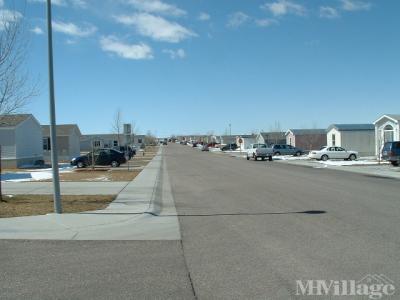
287,129 -> 326,135
260,132 -> 286,139
0,114 -> 32,128
386,114 -> 400,121
327,124 -> 374,132
42,124 -> 81,136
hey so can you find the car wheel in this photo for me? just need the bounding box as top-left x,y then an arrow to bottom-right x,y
77,161 -> 84,168
295,151 -> 301,156
262,157 -> 265,161
254,156 -> 258,161
111,161 -> 120,168
275,152 -> 281,156
246,156 -> 250,161
391,161 -> 399,166
321,155 -> 329,161
349,154 -> 357,161
268,155 -> 273,161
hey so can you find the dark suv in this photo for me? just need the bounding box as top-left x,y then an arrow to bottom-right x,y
381,141 -> 400,166
221,143 -> 238,151
271,144 -> 304,156
71,148 -> 127,168
114,146 -> 136,159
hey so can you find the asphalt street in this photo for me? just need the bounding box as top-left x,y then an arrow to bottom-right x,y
1,143 -> 399,299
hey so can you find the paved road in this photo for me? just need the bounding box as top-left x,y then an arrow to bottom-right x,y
2,143 -> 399,299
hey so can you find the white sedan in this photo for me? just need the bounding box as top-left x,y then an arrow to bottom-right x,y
308,146 -> 358,161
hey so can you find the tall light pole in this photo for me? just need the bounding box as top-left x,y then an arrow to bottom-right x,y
229,123 -> 232,150
47,0 -> 62,214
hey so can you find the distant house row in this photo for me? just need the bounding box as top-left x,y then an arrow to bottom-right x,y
177,114 -> 400,157
0,114 -> 146,168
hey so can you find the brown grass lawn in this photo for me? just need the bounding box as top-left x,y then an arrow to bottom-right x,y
57,169 -> 141,182
0,194 -> 116,218
1,146 -> 159,183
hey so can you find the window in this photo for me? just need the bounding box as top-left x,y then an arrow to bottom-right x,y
93,140 -> 101,148
383,125 -> 394,143
332,134 -> 336,146
138,138 -> 143,144
113,140 -> 119,147
43,137 -> 51,150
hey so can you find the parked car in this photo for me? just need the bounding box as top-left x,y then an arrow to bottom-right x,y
381,141 -> 400,166
221,143 -> 238,151
271,144 -> 304,156
201,144 -> 209,151
246,144 -> 273,161
114,145 -> 136,159
71,148 -> 127,168
308,146 -> 358,161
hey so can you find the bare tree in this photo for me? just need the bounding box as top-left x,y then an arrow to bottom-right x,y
0,4 -> 37,115
145,130 -> 157,146
111,109 -> 123,145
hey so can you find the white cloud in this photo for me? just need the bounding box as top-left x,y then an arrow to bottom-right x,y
340,0 -> 371,11
114,13 -> 196,43
70,0 -> 87,9
126,0 -> 186,17
227,12 -> 250,28
0,9 -> 23,30
261,0 -> 306,17
100,35 -> 153,60
198,12 -> 210,21
255,18 -> 278,27
319,6 -> 340,19
52,21 -> 97,37
163,48 -> 185,59
28,0 -> 67,6
31,26 -> 44,34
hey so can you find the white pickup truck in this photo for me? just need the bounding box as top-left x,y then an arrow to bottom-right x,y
246,144 -> 273,161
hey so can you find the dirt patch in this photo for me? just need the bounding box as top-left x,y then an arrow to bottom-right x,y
0,194 -> 115,218
57,169 -> 141,182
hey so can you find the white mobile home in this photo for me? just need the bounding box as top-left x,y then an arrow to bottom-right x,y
42,124 -> 82,162
373,114 -> 400,156
0,114 -> 43,168
80,134 -> 146,152
237,135 -> 256,150
326,124 -> 375,156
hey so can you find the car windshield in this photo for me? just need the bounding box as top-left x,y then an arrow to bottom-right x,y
3,1 -> 399,299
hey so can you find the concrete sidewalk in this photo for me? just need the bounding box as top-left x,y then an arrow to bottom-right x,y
0,147 -> 181,240
2,181 -> 130,195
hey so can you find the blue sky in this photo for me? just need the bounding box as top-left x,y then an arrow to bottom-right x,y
3,0 -> 400,137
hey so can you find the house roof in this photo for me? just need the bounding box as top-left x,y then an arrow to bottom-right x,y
237,134 -> 256,139
42,124 -> 82,136
373,114 -> 400,124
327,124 -> 374,132
286,129 -> 326,136
259,132 -> 286,139
0,114 -> 32,128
